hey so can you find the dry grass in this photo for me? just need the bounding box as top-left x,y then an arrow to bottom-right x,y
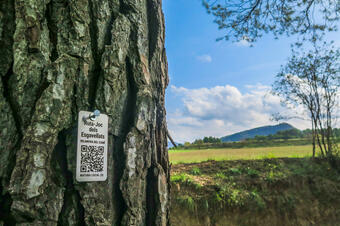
169,145 -> 316,164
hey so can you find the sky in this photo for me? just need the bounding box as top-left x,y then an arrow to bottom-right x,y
162,0 -> 339,143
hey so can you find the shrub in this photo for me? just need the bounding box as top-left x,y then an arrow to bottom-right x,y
177,195 -> 195,211
245,167 -> 259,177
171,173 -> 191,183
190,167 -> 201,175
215,172 -> 226,179
229,167 -> 241,175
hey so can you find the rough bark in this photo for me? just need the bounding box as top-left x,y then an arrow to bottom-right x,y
0,0 -> 170,225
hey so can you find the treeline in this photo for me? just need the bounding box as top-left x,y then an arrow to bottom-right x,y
172,128 -> 340,150
193,136 -> 221,144
249,128 -> 340,141
176,138 -> 314,150
248,129 -> 310,141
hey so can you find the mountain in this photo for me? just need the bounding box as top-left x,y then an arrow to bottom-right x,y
221,123 -> 295,142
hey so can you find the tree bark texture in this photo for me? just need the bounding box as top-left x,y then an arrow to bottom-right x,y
0,0 -> 170,225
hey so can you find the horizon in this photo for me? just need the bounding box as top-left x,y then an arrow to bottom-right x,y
163,0 -> 340,143
170,122 -> 311,145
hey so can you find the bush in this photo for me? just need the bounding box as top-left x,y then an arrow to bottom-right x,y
190,167 -> 201,175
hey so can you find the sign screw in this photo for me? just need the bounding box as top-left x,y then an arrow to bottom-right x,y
83,110 -> 101,122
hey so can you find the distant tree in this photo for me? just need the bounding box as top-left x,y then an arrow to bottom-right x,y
203,137 -> 209,143
274,129 -> 302,140
193,139 -> 204,144
177,143 -> 184,148
302,129 -> 313,139
273,42 -> 340,157
192,139 -> 204,149
184,142 -> 191,147
203,136 -> 221,143
202,0 -> 339,43
332,128 -> 340,139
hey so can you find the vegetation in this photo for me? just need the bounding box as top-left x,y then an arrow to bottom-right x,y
170,173 -> 202,190
193,136 -> 221,144
169,145 -> 316,164
273,42 -> 340,157
171,158 -> 340,225
251,129 -> 311,140
250,128 -> 340,142
221,123 -> 294,142
175,138 -> 312,150
200,0 -> 340,161
174,128 -> 340,151
202,0 -> 339,43
172,1 -> 340,225
190,167 -> 202,175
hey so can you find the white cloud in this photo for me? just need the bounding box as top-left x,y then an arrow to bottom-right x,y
235,39 -> 251,47
196,54 -> 212,63
167,84 -> 311,143
235,36 -> 252,47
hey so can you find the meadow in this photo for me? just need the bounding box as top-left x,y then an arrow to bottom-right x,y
169,145 -> 316,164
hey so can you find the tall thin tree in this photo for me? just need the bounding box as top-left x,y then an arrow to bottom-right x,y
273,42 -> 340,157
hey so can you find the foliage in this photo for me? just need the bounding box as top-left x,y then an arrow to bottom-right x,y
171,173 -> 192,183
273,41 -> 340,157
250,190 -> 266,209
245,167 -> 259,177
183,142 -> 191,147
171,158 -> 340,225
171,137 -> 340,152
193,136 -> 221,144
190,167 -> 201,175
215,172 -> 226,179
229,167 -> 241,175
170,126 -> 340,151
173,158 -> 340,217
171,173 -> 202,189
265,169 -> 285,183
176,195 -> 196,211
202,0 -> 339,43
215,182 -> 249,207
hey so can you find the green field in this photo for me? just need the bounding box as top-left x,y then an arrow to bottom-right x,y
169,145 -> 316,164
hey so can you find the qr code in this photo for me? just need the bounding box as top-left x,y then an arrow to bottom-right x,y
80,145 -> 104,172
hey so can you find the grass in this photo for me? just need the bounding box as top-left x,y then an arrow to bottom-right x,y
171,173 -> 192,183
190,167 -> 201,175
171,172 -> 203,189
169,144 -> 316,164
176,195 -> 195,211
170,158 -> 340,225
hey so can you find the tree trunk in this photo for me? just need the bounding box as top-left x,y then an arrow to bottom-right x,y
0,0 -> 170,225
312,120 -> 315,158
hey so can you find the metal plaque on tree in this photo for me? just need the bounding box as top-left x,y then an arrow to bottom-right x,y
76,110 -> 108,182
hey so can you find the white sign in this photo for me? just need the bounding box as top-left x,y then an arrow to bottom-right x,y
76,111 -> 108,182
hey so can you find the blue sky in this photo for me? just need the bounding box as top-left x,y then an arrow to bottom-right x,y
162,0 -> 339,143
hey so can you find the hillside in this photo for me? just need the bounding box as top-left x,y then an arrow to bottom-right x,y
171,159 -> 340,226
221,123 -> 295,142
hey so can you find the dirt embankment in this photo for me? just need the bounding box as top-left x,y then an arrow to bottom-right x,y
170,158 -> 340,226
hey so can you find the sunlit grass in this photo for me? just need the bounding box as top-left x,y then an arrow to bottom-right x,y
169,145 -> 317,164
